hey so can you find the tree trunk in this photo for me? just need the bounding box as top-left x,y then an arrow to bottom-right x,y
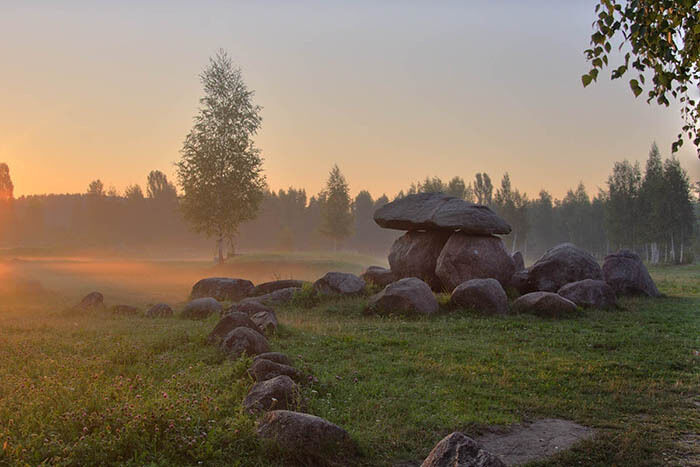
670,234 -> 675,264
680,242 -> 684,264
217,236 -> 224,265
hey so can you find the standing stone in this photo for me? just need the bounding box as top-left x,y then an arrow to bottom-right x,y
421,432 -> 506,467
313,272 -> 365,296
558,279 -> 617,309
374,192 -> 511,234
512,292 -> 578,318
602,249 -> 661,297
190,277 -> 254,302
257,411 -> 357,462
360,266 -> 397,287
450,278 -> 509,315
520,243 -> 603,293
389,230 -> 451,291
435,233 -> 515,292
366,278 -> 438,315
220,327 -> 270,358
243,375 -> 300,413
182,297 -> 222,319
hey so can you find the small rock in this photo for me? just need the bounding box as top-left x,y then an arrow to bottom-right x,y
181,297 -> 222,319
240,287 -> 298,307
243,375 -> 300,412
208,312 -> 260,343
221,327 -> 270,358
313,272 -> 365,296
146,303 -> 173,318
360,266 -> 397,287
367,277 -> 438,315
77,292 -> 104,310
254,352 -> 292,366
257,410 -> 357,462
250,310 -> 278,335
251,280 -> 308,297
557,279 -> 617,309
226,301 -> 274,316
249,358 -> 301,382
450,278 -> 508,315
512,292 -> 578,318
421,432 -> 506,467
602,249 -> 661,297
190,277 -> 254,302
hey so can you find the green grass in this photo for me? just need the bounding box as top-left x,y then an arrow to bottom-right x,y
0,259 -> 698,466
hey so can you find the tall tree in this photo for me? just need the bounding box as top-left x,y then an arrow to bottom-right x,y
124,184 -> 145,201
0,163 -> 13,201
605,160 -> 642,250
177,50 -> 266,263
147,170 -> 177,200
86,179 -> 104,197
319,164 -> 353,251
639,143 -> 666,262
662,155 -> 694,263
583,1 -> 700,156
474,173 -> 493,206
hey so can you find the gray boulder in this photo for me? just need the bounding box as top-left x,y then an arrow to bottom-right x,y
208,312 -> 260,343
435,233 -> 515,291
249,358 -> 301,382
255,352 -> 292,366
602,249 -> 661,297
241,287 -> 298,307
146,303 -> 173,318
251,280 -> 308,297
313,272 -> 365,296
257,411 -> 357,462
250,310 -> 278,335
367,277 -> 438,315
558,279 -> 617,309
78,292 -> 104,310
512,292 -> 578,318
450,278 -> 508,315
421,432 -> 505,467
374,192 -> 511,234
520,243 -> 603,293
512,251 -> 525,272
190,277 -> 254,302
221,327 -> 269,358
181,297 -> 222,319
226,301 -> 274,316
243,375 -> 300,413
360,266 -> 397,287
389,230 -> 451,290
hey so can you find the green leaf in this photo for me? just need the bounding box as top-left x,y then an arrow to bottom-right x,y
582,74 -> 593,87
629,79 -> 642,97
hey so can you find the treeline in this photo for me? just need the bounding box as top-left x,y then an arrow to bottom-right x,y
0,144 -> 697,262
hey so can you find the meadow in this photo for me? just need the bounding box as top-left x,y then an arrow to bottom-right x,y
0,254 -> 698,466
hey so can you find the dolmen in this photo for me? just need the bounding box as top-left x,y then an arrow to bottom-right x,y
374,193 -> 515,292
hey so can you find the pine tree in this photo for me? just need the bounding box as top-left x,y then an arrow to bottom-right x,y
319,165 -> 353,251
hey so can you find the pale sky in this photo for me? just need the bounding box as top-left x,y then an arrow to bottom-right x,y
1,0 -> 698,200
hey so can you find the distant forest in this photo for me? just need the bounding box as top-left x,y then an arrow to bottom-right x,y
0,143 -> 697,263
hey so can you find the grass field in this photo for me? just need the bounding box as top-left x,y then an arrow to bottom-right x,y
0,255 -> 698,466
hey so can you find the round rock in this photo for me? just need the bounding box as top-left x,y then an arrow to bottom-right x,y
367,277 -> 438,315
602,249 -> 660,297
190,277 -> 254,302
521,243 -> 602,293
360,266 -> 397,288
146,303 -> 173,318
251,280 -> 307,297
450,278 -> 508,315
435,233 -> 515,292
512,292 -> 578,318
243,375 -> 300,413
313,272 -> 365,296
221,327 -> 270,358
248,358 -> 301,382
250,310 -> 278,335
557,279 -> 617,309
208,312 -> 260,343
421,432 -> 506,467
182,297 -> 222,319
78,292 -> 104,310
254,352 -> 292,366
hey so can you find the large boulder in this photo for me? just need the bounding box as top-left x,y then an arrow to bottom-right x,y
602,249 -> 661,297
374,192 -> 511,235
257,411 -> 357,462
250,310 -> 278,335
520,243 -> 602,293
558,279 -> 617,309
181,297 -> 222,319
77,292 -> 104,310
450,278 -> 508,315
366,277 -> 438,315
251,280 -> 308,297
243,375 -> 300,413
421,432 -> 506,467
360,266 -> 397,288
389,230 -> 451,290
435,233 -> 515,292
248,358 -> 301,382
208,312 -> 260,343
512,292 -> 578,318
313,272 -> 365,296
146,303 -> 173,318
190,277 -> 254,302
221,327 -> 269,358
240,288 -> 298,307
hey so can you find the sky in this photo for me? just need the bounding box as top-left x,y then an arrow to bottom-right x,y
1,0 -> 698,200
